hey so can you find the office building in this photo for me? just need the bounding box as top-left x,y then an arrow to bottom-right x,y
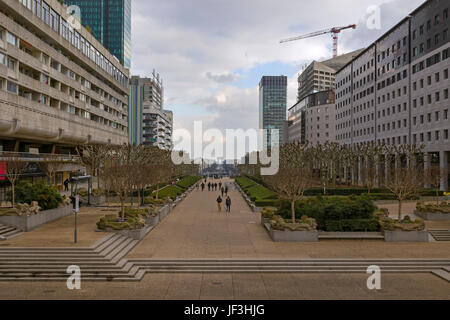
297,49 -> 364,102
129,75 -> 172,149
0,0 -> 129,188
335,0 -> 449,190
259,76 -> 287,148
288,90 -> 336,145
65,0 -> 132,69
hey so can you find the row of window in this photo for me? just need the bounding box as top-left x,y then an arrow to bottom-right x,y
17,0 -> 128,88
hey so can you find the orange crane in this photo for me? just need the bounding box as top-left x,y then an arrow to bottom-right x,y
280,24 -> 357,58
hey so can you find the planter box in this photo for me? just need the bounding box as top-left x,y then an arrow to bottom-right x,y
318,232 -> 385,240
265,223 -> 318,242
384,230 -> 429,242
81,195 -> 106,206
158,205 -> 170,221
414,211 -> 450,221
261,217 -> 271,226
110,225 -> 152,240
0,205 -> 72,232
146,214 -> 160,227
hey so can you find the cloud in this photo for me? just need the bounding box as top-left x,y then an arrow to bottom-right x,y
206,72 -> 241,83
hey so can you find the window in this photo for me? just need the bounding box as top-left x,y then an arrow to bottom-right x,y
7,81 -> 17,94
0,52 -> 5,65
6,32 -> 18,47
7,57 -> 15,70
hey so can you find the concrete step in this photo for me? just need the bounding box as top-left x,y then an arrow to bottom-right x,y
429,230 -> 450,241
110,240 -> 139,264
103,238 -> 134,260
97,235 -> 130,257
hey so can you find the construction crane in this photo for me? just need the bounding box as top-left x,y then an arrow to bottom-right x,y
280,24 -> 357,58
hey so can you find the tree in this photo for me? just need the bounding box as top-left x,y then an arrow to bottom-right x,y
383,144 -> 424,221
40,154 -> 64,186
4,154 -> 28,207
424,166 -> 449,205
263,142 -> 315,223
77,144 -> 108,189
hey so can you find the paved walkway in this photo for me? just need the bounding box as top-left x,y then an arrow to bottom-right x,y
127,178 -> 450,260
0,178 -> 449,300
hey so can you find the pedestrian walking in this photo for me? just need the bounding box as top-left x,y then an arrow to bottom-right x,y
64,178 -> 70,191
196,183 -> 199,191
219,182 -> 222,190
226,196 -> 231,212
201,183 -> 205,192
216,196 -> 223,212
225,186 -> 228,196
221,187 -> 225,197
208,182 -> 211,191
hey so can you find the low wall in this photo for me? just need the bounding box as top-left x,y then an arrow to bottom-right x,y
0,205 -> 73,232
414,211 -> 450,221
384,230 -> 429,242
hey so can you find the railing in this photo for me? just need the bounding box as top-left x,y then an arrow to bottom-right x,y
0,152 -> 80,163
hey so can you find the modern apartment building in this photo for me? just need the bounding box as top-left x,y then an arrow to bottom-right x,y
287,90 -> 336,145
297,49 -> 364,102
129,75 -> 172,149
0,0 -> 129,152
335,0 -> 449,190
259,76 -> 287,148
65,0 -> 132,69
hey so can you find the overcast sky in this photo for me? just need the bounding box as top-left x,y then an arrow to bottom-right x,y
130,0 -> 425,157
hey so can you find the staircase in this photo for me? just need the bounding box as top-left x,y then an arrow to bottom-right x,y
0,233 -> 143,281
0,224 -> 23,241
429,230 -> 450,242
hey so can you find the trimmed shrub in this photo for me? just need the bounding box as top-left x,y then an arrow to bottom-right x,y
416,202 -> 450,214
255,199 -> 280,207
15,182 -> 63,211
324,219 -> 381,232
155,185 -> 184,200
176,176 -> 201,190
236,177 -> 257,189
276,195 -> 376,231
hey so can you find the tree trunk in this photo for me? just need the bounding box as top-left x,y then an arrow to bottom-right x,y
436,188 -> 440,206
291,200 -> 296,224
11,182 -> 15,208
398,200 -> 402,221
120,193 -> 125,221
137,190 -> 141,208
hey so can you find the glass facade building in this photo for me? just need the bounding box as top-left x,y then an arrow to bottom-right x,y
65,0 -> 132,69
259,76 -> 288,148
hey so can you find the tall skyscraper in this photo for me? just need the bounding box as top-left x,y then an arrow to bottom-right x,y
259,76 -> 288,148
65,0 -> 132,69
128,75 -> 173,149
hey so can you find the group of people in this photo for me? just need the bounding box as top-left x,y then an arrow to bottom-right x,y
195,179 -> 232,212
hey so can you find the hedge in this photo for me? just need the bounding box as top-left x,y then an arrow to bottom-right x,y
155,185 -> 184,200
324,219 -> 381,232
246,184 -> 278,202
236,177 -> 257,190
277,195 -> 376,231
255,199 -> 280,207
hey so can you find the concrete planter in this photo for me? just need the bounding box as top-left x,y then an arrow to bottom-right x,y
115,226 -> 152,240
158,205 -> 170,221
265,223 -> 318,242
81,195 -> 106,206
146,214 -> 160,227
0,205 -> 72,232
261,217 -> 271,226
318,232 -> 385,240
384,230 -> 429,242
414,210 -> 450,221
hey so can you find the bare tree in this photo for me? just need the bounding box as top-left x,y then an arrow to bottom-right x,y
4,154 -> 28,207
424,166 -> 449,205
77,144 -> 108,189
263,142 -> 316,223
40,154 -> 65,187
384,144 -> 425,221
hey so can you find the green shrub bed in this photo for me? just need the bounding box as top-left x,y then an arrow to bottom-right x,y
15,182 -> 63,211
236,177 -> 257,190
176,176 -> 202,190
416,202 -> 450,213
276,195 -> 376,231
154,185 -> 184,200
324,219 -> 381,232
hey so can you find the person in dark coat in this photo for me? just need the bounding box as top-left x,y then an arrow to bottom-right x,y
201,183 -> 205,191
208,182 -> 211,191
221,187 -> 225,197
225,196 -> 231,212
64,179 -> 70,191
217,196 -> 223,212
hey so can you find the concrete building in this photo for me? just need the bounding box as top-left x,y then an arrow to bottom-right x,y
259,76 -> 287,148
297,49 -> 364,102
335,0 -> 449,190
288,90 -> 336,145
129,75 -> 172,150
65,0 -> 132,69
0,0 -> 129,189
0,0 -> 129,150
